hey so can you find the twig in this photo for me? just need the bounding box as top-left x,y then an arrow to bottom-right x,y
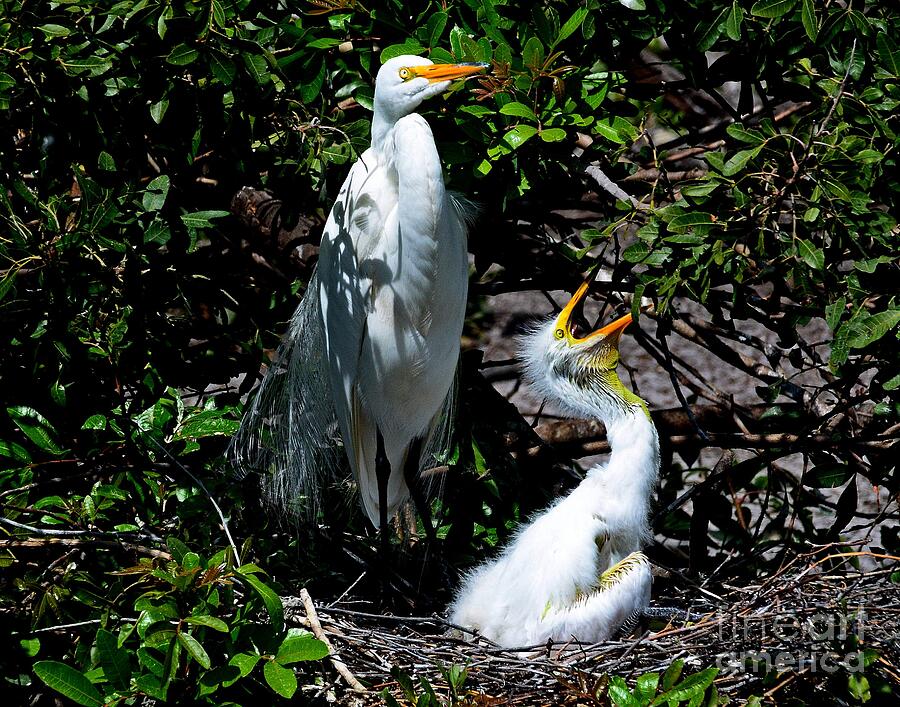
585,164 -> 650,210
300,587 -> 367,693
144,435 -> 240,562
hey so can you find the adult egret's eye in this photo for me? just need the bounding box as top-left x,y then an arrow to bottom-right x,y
555,328 -> 565,340
398,67 -> 411,80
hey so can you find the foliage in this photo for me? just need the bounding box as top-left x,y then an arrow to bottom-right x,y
1,0 -> 898,703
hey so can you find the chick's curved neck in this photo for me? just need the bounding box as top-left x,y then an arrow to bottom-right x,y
582,400 -> 659,522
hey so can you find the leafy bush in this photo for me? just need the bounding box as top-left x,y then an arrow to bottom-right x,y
1,0 -> 897,703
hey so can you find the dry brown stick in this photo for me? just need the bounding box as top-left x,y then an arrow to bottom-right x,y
300,587 -> 367,693
0,537 -> 171,559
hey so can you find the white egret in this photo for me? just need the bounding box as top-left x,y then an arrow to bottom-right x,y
229,56 -> 487,541
449,282 -> 659,647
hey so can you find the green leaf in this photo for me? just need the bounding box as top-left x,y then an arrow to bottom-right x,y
183,615 -> 229,632
825,297 -> 846,331
635,671 -> 660,702
276,630 -> 330,664
696,8 -> 728,53
142,175 -> 170,212
228,653 -> 260,683
380,41 -> 425,63
795,238 -> 824,270
7,406 -> 64,455
522,36 -> 544,70
726,124 -> 763,144
499,102 -> 537,120
97,151 -> 115,171
149,99 -> 168,124
723,147 -> 760,176
264,661 -> 297,699
81,414 -> 107,430
0,439 -> 30,462
725,1 -> 744,40
96,629 -> 131,690
210,53 -> 236,85
668,212 -> 714,231
806,464 -> 853,488
244,54 -> 270,85
877,33 -> 900,75
238,572 -> 284,628
426,12 -> 448,47
553,8 -> 588,48
503,125 -> 538,149
166,43 -> 199,65
38,24 -> 71,38
180,210 -> 229,228
20,637 -> 41,657
801,0 -> 818,40
655,667 -> 718,703
609,676 -> 639,707
178,632 -> 211,669
661,659 -> 684,691
33,661 -> 103,707
750,0 -> 798,19
540,128 -> 567,142
846,310 -> 900,349
60,55 -> 112,77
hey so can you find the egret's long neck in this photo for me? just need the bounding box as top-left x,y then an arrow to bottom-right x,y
371,111 -> 391,154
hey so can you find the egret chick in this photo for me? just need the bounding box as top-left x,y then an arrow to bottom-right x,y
449,282 -> 659,647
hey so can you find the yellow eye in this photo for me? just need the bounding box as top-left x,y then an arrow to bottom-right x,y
555,329 -> 565,340
398,67 -> 411,80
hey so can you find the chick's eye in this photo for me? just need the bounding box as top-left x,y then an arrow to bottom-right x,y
398,67 -> 411,80
554,329 -> 565,340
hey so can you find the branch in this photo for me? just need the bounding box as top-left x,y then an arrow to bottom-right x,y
585,164 -> 650,210
298,588 -> 367,693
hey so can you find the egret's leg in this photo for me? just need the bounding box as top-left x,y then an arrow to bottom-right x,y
401,437 -> 437,545
374,429 -> 391,575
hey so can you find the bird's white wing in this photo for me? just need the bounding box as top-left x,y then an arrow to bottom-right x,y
318,154 -> 389,524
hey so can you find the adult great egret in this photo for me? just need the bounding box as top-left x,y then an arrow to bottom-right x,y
449,282 -> 659,647
229,56 -> 487,540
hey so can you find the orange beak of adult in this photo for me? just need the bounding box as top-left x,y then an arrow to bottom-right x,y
411,62 -> 490,83
556,281 -> 633,346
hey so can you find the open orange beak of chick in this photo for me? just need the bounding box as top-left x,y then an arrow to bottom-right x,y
554,281 -> 633,346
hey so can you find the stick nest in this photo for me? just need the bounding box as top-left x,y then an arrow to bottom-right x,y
285,551 -> 900,704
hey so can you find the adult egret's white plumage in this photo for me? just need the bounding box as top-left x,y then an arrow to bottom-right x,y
450,282 -> 659,647
229,56 -> 487,532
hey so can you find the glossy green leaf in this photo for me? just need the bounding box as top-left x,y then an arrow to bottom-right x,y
499,102 -> 536,120
795,238 -> 824,270
750,0 -> 798,19
264,660 -> 297,698
142,175 -> 170,212
178,632 -> 211,669
96,628 -> 131,690
553,8 -> 588,48
275,630 -> 330,664
180,210 -> 229,228
33,661 -> 103,707
503,125 -> 538,149
801,0 -> 818,40
166,44 -> 199,65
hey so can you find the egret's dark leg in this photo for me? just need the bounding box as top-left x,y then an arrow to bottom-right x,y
375,429 -> 391,584
401,437 -> 437,545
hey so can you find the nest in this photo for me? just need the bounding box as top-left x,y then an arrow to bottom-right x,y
285,551 -> 900,704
